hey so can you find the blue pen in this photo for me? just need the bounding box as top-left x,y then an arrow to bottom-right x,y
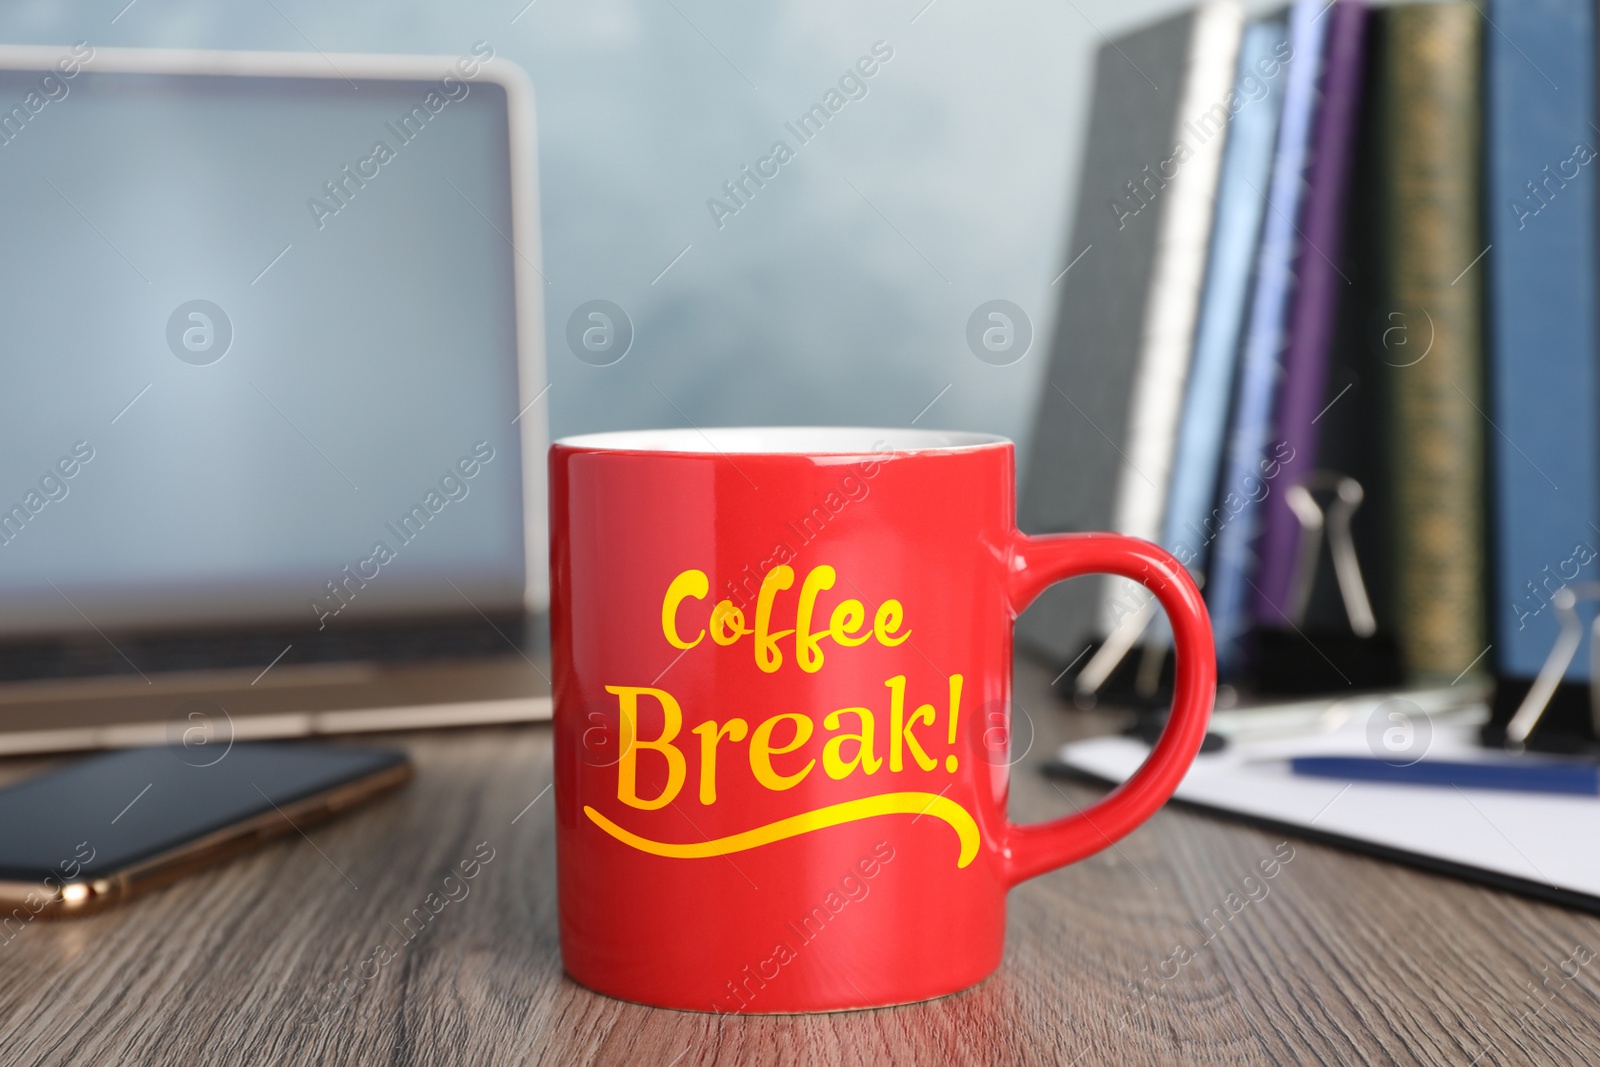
1284,756 -> 1600,796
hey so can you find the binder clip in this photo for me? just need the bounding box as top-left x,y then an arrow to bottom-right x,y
1253,472 -> 1403,694
1056,579 -> 1183,712
1054,472 -> 1402,709
1482,584 -> 1600,756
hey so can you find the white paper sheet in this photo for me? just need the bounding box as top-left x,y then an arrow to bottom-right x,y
1057,706 -> 1600,909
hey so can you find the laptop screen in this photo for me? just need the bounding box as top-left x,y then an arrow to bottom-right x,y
0,56 -> 529,640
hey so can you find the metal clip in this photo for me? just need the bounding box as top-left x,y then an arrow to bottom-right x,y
1284,472 -> 1376,636
1503,583 -> 1600,747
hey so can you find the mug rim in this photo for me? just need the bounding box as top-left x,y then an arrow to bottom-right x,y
553,426 -> 1012,457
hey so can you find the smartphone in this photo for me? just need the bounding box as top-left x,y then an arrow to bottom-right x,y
0,742 -> 411,919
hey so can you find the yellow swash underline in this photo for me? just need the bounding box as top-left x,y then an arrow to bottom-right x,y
584,791 -> 980,868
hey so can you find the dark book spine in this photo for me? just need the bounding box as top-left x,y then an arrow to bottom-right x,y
1382,3 -> 1488,680
1252,0 -> 1369,623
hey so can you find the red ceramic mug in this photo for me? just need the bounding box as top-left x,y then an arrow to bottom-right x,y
550,427 -> 1214,1012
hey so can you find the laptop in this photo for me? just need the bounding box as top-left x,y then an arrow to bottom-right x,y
0,43 -> 552,754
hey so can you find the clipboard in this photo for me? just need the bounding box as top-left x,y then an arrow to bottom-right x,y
1049,691 -> 1600,915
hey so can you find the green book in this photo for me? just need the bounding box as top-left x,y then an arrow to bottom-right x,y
1380,4 -> 1488,681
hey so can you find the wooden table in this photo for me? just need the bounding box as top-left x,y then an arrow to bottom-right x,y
2,652 -> 1597,1065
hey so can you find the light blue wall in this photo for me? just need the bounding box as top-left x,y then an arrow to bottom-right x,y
0,0 -> 1221,479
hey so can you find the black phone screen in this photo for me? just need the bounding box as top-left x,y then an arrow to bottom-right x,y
0,742 -> 406,883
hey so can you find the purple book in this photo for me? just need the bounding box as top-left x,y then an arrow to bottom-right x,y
1252,0 -> 1370,626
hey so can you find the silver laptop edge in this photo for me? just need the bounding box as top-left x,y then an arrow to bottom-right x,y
0,45 -> 552,748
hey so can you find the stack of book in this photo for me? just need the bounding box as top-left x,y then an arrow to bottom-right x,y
1022,0 -> 1600,737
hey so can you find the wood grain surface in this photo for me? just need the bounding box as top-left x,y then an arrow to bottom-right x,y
2,653 -> 1598,1066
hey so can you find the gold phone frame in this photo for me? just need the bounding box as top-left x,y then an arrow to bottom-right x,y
0,758 -> 411,919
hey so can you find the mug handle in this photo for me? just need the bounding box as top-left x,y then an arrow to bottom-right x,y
1000,530 -> 1215,886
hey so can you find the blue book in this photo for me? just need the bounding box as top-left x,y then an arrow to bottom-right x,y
1205,0 -> 1330,676
1162,18 -> 1290,582
1486,0 -> 1600,684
